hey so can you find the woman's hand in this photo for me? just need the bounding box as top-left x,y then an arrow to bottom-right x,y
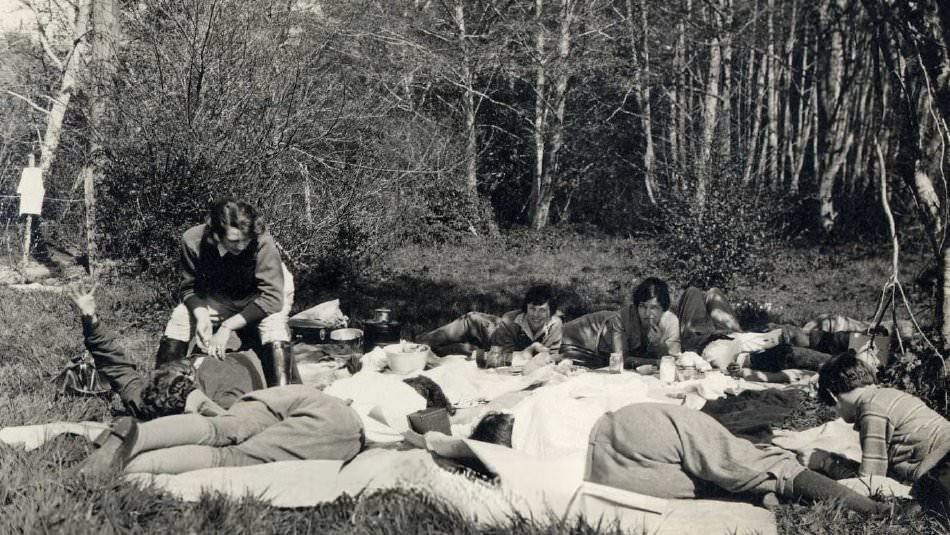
206,326 -> 231,359
193,307 -> 214,350
66,282 -> 99,318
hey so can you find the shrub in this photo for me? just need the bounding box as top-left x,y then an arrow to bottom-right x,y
659,170 -> 780,290
733,299 -> 786,331
879,334 -> 950,418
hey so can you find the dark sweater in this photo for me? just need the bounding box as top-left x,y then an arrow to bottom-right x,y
179,224 -> 285,324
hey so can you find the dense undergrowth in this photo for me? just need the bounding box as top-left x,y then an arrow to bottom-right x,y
0,231 -> 944,534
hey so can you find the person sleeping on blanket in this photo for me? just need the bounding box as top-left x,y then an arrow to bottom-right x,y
77,383 -> 366,477
67,283 -> 453,425
417,284 -> 563,358
466,404 -> 898,517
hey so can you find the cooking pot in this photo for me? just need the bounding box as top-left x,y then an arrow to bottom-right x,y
330,328 -> 363,353
362,308 -> 401,352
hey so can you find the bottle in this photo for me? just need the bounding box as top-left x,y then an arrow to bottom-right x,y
659,356 -> 675,383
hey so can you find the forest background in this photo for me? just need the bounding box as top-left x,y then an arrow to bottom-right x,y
0,0 -> 946,293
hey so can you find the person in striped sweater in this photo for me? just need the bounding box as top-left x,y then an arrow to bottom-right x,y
816,351 -> 950,516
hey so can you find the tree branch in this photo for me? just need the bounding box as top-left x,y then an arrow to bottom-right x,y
4,90 -> 50,115
20,0 -> 65,70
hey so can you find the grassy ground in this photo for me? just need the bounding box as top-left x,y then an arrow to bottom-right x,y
0,232 -> 944,534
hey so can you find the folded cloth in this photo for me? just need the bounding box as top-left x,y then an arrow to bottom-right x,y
290,299 -> 347,326
771,418 -> 861,462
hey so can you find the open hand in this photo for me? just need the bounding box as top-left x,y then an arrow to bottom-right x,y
66,281 -> 99,317
206,326 -> 231,360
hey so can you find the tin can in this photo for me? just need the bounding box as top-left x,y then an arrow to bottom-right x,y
659,356 -> 676,383
609,352 -> 623,374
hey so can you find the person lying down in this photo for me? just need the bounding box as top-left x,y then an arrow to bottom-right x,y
461,404 -> 897,517
68,284 -> 453,477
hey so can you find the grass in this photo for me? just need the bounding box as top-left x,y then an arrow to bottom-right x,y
0,231 -> 944,534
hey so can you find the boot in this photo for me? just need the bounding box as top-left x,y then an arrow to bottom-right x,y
264,341 -> 296,387
155,337 -> 189,369
77,417 -> 139,478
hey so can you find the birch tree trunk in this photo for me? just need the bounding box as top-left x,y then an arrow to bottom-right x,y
531,0 -> 577,229
817,0 -> 850,232
780,0 -> 798,190
721,0 -> 733,162
78,0 -> 117,279
742,52 -> 767,185
454,2 -> 478,197
37,0 -> 93,184
625,0 -> 656,205
766,0 -> 779,189
529,0 -> 550,229
696,0 -> 722,207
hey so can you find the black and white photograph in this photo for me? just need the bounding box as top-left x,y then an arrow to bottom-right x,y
0,0 -> 949,533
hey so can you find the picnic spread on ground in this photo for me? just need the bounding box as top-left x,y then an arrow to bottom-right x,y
4,198 -> 947,535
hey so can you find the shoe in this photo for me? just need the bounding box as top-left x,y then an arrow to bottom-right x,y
77,417 -> 139,478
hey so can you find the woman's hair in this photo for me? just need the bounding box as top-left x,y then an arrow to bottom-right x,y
140,362 -> 198,420
469,412 -> 515,447
207,197 -> 264,239
522,284 -> 558,315
555,288 -> 590,322
402,375 -> 454,415
632,277 -> 671,310
816,350 -> 878,406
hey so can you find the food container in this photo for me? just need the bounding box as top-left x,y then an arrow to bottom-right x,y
363,309 -> 401,352
289,318 -> 340,344
477,345 -> 509,369
659,356 -> 676,383
330,328 -> 363,353
383,342 -> 429,374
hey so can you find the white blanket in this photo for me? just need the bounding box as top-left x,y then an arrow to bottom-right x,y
0,421 -> 108,450
510,373 -> 674,458
125,441 -> 776,534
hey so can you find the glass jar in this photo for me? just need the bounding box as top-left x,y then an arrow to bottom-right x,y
676,364 -> 697,382
659,356 -> 676,383
478,346 -> 506,369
